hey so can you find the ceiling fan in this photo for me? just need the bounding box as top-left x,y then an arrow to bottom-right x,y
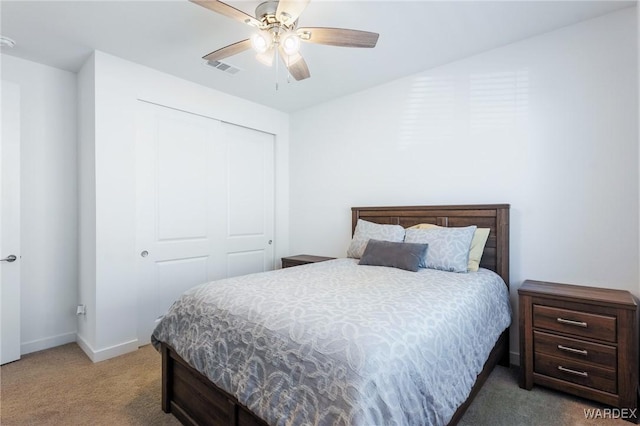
191,0 -> 379,81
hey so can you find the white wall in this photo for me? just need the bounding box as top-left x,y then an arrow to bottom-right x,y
1,55 -> 78,354
77,51 -> 290,361
290,8 -> 638,362
77,54 -> 96,351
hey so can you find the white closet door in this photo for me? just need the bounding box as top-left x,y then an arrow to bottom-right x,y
217,122 -> 275,279
136,102 -> 275,344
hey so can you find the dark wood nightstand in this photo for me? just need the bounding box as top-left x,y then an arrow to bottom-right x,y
519,280 -> 638,421
281,255 -> 335,269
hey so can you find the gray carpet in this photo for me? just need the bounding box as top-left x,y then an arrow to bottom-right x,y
460,365 -> 632,426
0,343 -> 633,425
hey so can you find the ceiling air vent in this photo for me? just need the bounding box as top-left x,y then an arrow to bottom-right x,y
204,60 -> 241,75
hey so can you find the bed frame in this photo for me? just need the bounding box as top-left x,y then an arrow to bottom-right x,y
161,204 -> 511,426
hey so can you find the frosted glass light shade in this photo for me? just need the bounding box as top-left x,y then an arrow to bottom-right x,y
281,33 -> 300,56
256,48 -> 275,66
251,32 -> 271,53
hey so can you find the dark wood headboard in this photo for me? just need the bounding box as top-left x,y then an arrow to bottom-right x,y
351,204 -> 510,286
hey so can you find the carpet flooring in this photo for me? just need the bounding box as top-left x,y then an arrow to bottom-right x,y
0,343 -> 179,426
0,343 -> 633,425
458,365 -> 632,426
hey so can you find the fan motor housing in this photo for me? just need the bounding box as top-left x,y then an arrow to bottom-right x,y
256,1 -> 278,20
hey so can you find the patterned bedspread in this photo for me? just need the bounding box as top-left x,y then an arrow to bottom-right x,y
152,258 -> 511,426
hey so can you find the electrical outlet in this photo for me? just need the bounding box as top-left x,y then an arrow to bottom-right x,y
76,304 -> 86,315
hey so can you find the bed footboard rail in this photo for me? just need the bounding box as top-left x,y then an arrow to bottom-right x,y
161,342 -> 267,426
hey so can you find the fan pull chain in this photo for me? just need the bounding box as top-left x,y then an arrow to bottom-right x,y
275,48 -> 279,91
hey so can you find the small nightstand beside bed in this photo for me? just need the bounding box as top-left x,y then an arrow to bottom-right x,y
519,280 -> 639,420
281,254 -> 335,269
152,204 -> 512,426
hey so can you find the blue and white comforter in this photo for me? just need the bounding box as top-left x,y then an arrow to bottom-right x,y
152,258 -> 511,426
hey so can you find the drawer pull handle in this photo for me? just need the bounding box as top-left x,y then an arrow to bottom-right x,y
558,366 -> 588,377
557,345 -> 588,356
556,317 -> 587,328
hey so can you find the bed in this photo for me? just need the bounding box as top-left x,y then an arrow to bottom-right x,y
153,204 -> 511,426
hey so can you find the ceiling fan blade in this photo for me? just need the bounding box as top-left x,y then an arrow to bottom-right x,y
203,39 -> 252,62
275,0 -> 310,26
297,27 -> 379,48
279,48 -> 310,81
190,0 -> 261,27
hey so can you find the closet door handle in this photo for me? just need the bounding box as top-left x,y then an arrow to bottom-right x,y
0,255 -> 16,262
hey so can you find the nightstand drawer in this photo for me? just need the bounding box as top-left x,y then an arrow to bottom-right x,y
533,305 -> 617,343
535,352 -> 617,394
534,331 -> 616,369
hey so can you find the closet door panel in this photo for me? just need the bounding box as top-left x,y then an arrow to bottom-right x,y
136,102 -> 219,344
156,117 -> 209,241
136,103 -> 275,344
221,122 -> 275,278
226,251 -> 266,279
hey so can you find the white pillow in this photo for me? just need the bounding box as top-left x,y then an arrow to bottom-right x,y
347,219 -> 405,259
404,226 -> 476,273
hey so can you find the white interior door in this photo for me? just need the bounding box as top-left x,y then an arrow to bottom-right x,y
1,81 -> 21,365
219,122 -> 275,278
136,102 -> 275,344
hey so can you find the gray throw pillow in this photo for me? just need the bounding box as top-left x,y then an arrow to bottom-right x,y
358,239 -> 428,272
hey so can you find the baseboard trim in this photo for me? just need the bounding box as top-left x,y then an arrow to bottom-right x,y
21,332 -> 77,355
76,335 -> 139,363
510,350 -> 519,366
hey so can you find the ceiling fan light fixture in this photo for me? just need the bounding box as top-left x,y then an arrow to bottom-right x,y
278,11 -> 293,26
283,51 -> 303,66
251,32 -> 271,53
281,33 -> 300,56
298,31 -> 311,41
255,49 -> 275,67
191,0 -> 379,83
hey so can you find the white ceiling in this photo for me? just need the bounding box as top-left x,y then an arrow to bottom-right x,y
1,0 -> 635,112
